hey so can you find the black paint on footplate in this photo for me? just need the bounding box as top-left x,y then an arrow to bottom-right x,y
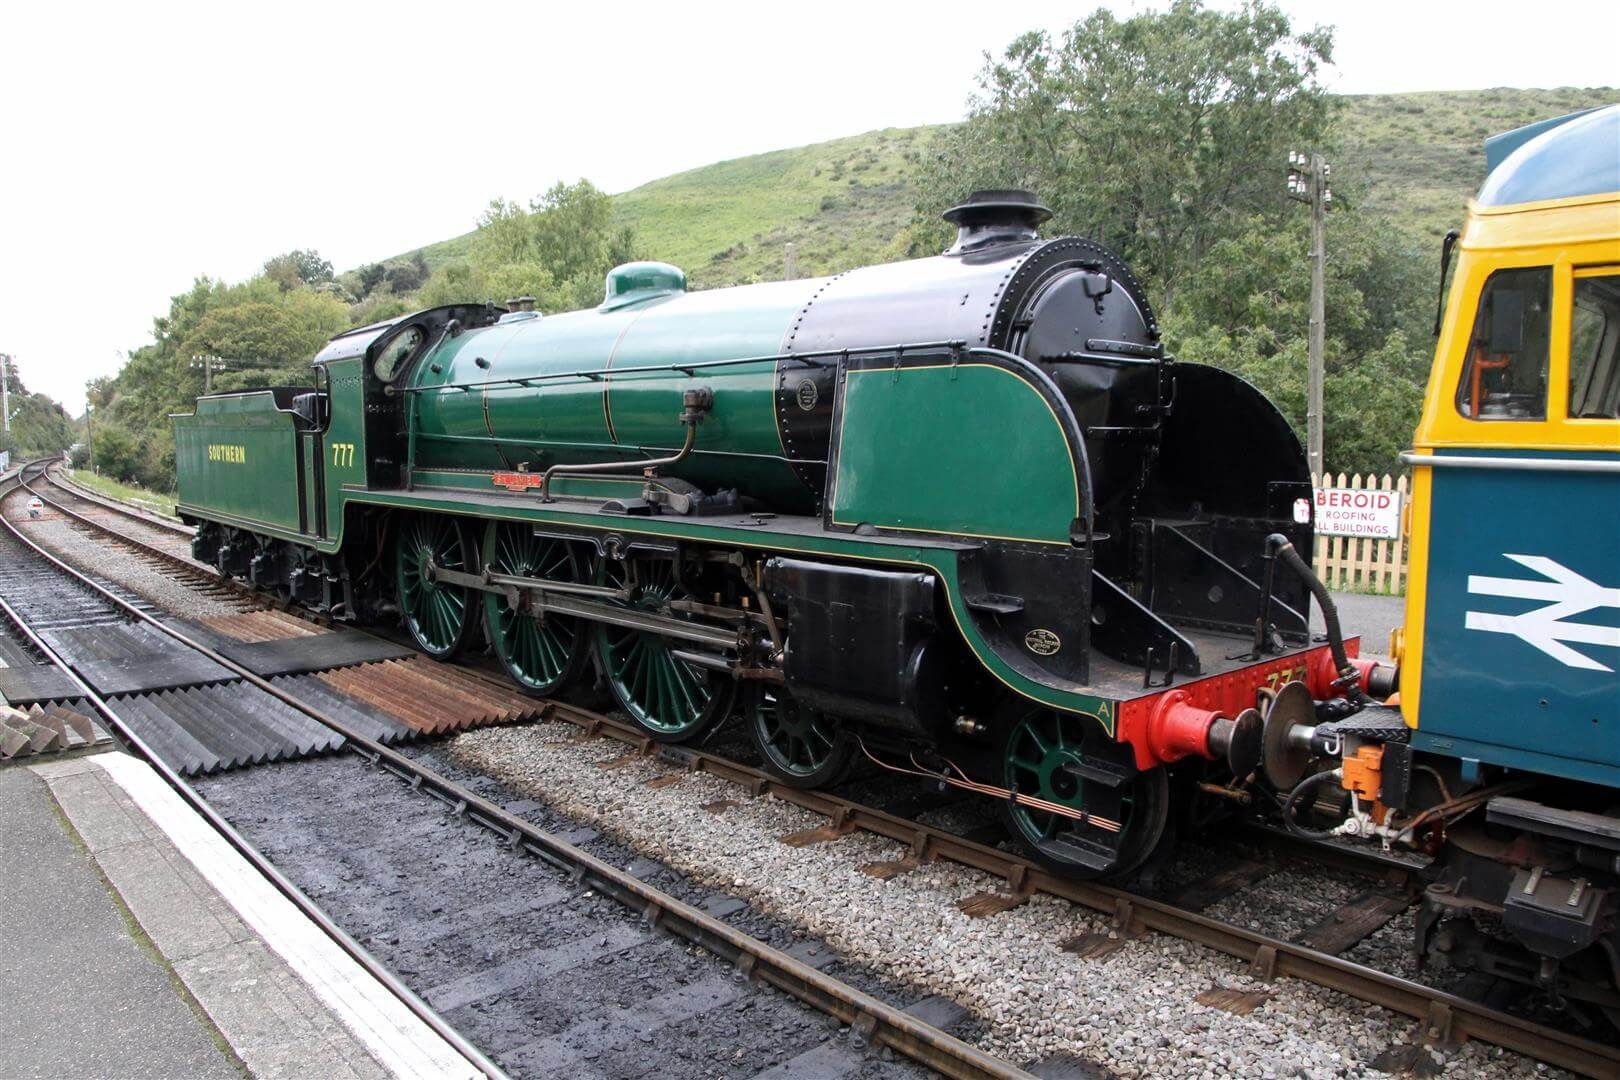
196,754 -> 939,1079
217,632 -> 414,678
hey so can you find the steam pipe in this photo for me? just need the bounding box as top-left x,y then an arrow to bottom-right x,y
539,422 -> 697,503
1265,534 -> 1368,703
539,388 -> 712,502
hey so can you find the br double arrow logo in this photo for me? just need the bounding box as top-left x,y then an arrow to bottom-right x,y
1466,554 -> 1620,672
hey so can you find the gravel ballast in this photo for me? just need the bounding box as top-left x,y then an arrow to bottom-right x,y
10,511 -> 246,619
447,721 -> 1566,1079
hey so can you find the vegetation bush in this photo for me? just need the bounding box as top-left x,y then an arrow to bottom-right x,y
91,423 -> 144,483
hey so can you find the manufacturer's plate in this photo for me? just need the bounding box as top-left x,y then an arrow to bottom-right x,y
1024,628 -> 1061,656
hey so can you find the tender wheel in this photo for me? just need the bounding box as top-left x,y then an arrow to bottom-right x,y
594,556 -> 735,742
481,521 -> 588,696
287,545 -> 324,608
749,688 -> 852,788
395,513 -> 477,660
999,705 -> 1170,879
249,536 -> 291,603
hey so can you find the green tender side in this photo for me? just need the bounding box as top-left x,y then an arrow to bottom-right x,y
831,363 -> 1079,545
172,392 -> 305,533
408,277 -> 825,512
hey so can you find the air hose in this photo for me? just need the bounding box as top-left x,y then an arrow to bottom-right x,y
1265,533 -> 1369,704
1282,769 -> 1342,838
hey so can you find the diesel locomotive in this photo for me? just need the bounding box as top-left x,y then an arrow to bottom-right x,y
1283,105 -> 1620,1025
175,189 -> 1376,881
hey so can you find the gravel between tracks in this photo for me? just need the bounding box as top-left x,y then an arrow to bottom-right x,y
6,510 -> 246,619
447,722 -> 1565,1080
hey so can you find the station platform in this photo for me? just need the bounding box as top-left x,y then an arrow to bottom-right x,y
0,752 -> 477,1079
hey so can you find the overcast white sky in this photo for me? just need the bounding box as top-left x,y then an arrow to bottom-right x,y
1,0 -> 1615,414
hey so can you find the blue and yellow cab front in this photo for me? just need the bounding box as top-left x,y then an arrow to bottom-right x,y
1399,103 -> 1619,787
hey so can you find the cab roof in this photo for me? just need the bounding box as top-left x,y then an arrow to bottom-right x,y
1477,103 -> 1619,208
311,316 -> 404,365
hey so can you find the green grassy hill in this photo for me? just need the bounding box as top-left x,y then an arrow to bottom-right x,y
400,87 -> 1615,287
1337,87 -> 1616,241
410,126 -> 937,287
615,127 -> 940,285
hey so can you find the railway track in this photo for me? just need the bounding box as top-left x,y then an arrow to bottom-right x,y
0,461 -> 501,1076
14,462 -> 1620,1077
1,462 -> 1023,1080
38,468 -> 264,608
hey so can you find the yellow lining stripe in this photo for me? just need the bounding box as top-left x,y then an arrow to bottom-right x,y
601,308 -> 658,446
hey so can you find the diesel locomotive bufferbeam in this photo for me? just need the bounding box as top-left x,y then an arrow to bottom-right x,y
175,191 -> 1379,879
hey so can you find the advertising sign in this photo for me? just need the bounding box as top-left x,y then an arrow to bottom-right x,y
1314,486 -> 1402,539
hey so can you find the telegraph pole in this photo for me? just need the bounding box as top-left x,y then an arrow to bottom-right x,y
784,242 -> 798,281
1287,151 -> 1332,478
191,354 -> 222,394
1,352 -> 11,436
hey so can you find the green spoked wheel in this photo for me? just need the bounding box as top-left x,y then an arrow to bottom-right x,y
594,557 -> 735,743
749,688 -> 852,788
395,513 -> 478,660
481,522 -> 587,696
1000,706 -> 1169,879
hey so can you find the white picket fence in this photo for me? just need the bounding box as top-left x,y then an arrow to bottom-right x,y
1311,472 -> 1409,595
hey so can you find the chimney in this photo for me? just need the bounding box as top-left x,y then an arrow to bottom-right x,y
941,190 -> 1052,255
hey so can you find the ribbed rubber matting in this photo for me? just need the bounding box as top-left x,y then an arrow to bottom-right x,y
111,684 -> 346,775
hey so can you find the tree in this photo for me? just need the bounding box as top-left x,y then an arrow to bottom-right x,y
1161,210 -> 1430,474
530,180 -> 630,284
459,181 -> 640,312
356,263 -> 387,298
263,249 -> 335,290
910,0 -> 1335,310
472,199 -> 536,266
0,362 -> 75,458
383,252 -> 430,294
908,2 -> 1437,475
92,423 -> 143,481
90,269 -> 349,490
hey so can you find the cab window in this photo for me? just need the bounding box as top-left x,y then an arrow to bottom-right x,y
1455,267 -> 1551,420
373,326 -> 425,383
1569,272 -> 1620,419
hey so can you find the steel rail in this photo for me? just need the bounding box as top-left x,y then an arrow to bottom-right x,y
5,465 -> 1024,1080
27,462 -> 1620,1076
530,699 -> 1620,1078
30,470 -> 265,606
0,465 -> 506,1080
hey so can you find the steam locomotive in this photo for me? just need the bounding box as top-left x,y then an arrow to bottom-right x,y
175,189 -> 1380,882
